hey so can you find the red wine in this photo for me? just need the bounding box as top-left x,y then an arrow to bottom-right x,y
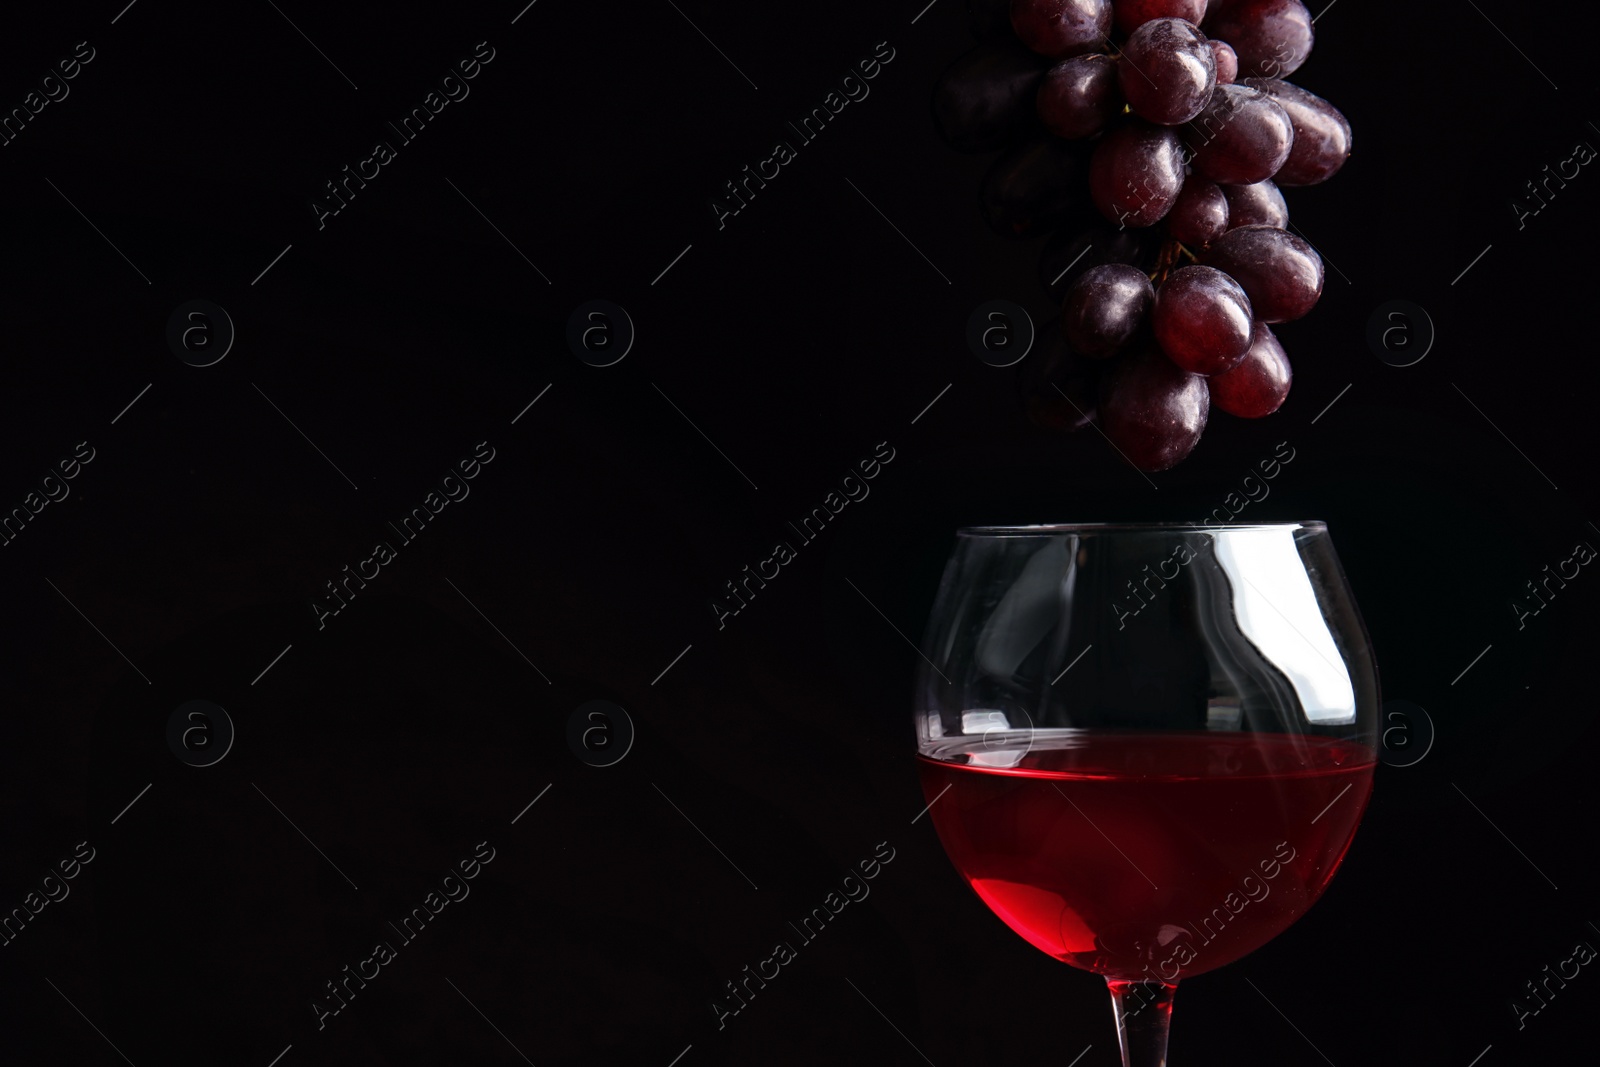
918,731 -> 1373,981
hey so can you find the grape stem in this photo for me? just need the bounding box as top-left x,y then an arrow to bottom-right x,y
1148,240 -> 1178,285
1147,239 -> 1199,286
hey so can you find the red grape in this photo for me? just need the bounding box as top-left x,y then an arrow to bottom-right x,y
1021,319 -> 1101,431
1063,263 -> 1155,357
981,134 -> 1095,238
1152,264 -> 1253,374
1203,225 -> 1322,322
1011,0 -> 1113,58
1039,224 -> 1161,299
1246,78 -> 1351,185
1089,121 -> 1185,227
1117,17 -> 1216,125
1220,179 -> 1287,228
1098,342 -> 1209,470
1204,0 -> 1313,78
1209,38 -> 1238,84
934,39 -> 1052,153
1112,0 -> 1208,36
1209,320 -> 1291,416
1037,53 -> 1122,139
1166,172 -> 1229,246
1182,83 -> 1293,185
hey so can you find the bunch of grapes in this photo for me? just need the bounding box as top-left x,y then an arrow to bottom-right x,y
936,0 -> 1352,470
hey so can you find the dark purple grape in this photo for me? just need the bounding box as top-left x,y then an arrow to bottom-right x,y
933,38 -> 1051,152
1063,263 -> 1155,357
1011,0 -> 1113,58
1182,84 -> 1293,185
1151,264 -> 1252,374
1245,78 -> 1351,185
1209,38 -> 1238,84
1166,173 -> 1228,247
1098,341 -> 1209,470
1037,53 -> 1122,139
1204,0 -> 1313,78
1038,224 -> 1161,300
1203,225 -> 1322,322
1112,0 -> 1207,36
1117,17 -> 1216,125
1020,318 -> 1101,431
981,134 -> 1095,238
1209,320 -> 1290,416
1088,121 -> 1185,227
1220,179 -> 1287,228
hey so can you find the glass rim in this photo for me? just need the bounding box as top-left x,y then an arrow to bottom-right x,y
955,520 -> 1327,536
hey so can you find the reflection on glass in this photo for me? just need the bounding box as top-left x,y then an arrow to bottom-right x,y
1213,527 -> 1355,724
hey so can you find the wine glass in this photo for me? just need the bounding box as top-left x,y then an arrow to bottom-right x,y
913,522 -> 1377,1066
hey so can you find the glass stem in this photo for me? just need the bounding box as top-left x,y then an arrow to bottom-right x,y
1106,979 -> 1178,1067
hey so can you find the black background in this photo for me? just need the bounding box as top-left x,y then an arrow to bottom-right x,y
0,0 -> 1596,1064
